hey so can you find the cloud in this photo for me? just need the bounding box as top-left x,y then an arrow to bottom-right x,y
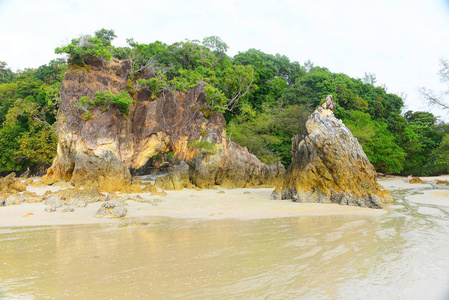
1,0 -> 449,118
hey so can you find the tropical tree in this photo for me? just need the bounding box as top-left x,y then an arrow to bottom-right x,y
55,29 -> 116,65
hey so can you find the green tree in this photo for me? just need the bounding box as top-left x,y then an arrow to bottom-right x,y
227,104 -> 310,165
424,135 -> 449,175
35,59 -> 67,84
0,98 -> 57,171
202,36 -> 228,60
400,111 -> 444,175
94,28 -> 117,47
221,65 -> 256,111
344,111 -> 405,173
55,30 -> 115,65
0,82 -> 17,125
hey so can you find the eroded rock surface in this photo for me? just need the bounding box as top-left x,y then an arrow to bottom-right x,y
410,177 -> 426,184
280,95 -> 392,209
43,58 -> 284,191
95,200 -> 127,218
0,173 -> 27,194
155,161 -> 193,190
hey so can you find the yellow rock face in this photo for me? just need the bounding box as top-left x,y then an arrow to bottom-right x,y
281,96 -> 392,209
44,58 -> 285,192
410,177 -> 426,184
0,173 -> 27,194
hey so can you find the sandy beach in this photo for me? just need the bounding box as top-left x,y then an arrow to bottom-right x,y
0,182 -> 390,227
377,175 -> 449,207
2,175 -> 449,227
2,176 -> 449,299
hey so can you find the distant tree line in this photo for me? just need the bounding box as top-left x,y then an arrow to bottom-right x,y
1,28 -> 448,175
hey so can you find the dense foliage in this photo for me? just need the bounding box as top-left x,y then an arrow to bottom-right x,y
54,29 -> 116,65
0,59 -> 65,172
1,28 -> 448,175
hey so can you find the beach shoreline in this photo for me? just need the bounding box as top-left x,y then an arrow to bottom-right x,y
2,175 -> 449,227
1,187 -> 387,228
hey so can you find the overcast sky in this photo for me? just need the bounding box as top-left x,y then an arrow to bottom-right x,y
1,0 -> 449,119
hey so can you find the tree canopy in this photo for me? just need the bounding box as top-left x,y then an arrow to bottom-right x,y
0,29 -> 447,176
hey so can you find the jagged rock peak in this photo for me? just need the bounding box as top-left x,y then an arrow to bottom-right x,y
278,95 -> 392,209
321,94 -> 336,111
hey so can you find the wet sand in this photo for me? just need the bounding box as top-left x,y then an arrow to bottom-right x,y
3,175 -> 449,227
0,186 -> 386,227
378,175 -> 449,207
2,176 -> 449,299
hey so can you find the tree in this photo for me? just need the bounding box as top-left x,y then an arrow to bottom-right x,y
424,135 -> 449,175
0,98 -> 57,171
0,61 -> 13,84
304,59 -> 314,73
202,36 -> 228,60
419,58 -> 449,111
404,111 -> 437,126
0,82 -> 17,125
362,72 -> 377,85
220,65 -> 256,111
227,104 -> 310,164
35,59 -> 67,84
343,111 -> 405,173
94,28 -> 117,47
55,30 -> 115,65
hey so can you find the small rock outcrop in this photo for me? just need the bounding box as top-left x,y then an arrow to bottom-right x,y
44,195 -> 63,208
436,180 -> 449,185
154,161 -> 193,190
280,95 -> 392,209
0,173 -> 27,194
19,168 -> 31,179
271,186 -> 282,200
409,177 -> 426,184
42,58 -> 284,191
41,188 -> 107,212
95,200 -> 127,218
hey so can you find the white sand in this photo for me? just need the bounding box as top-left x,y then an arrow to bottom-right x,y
377,176 -> 433,190
407,191 -> 449,207
0,186 -> 387,227
377,176 -> 449,207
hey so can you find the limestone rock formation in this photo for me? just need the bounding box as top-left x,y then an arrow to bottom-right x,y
0,173 -> 27,194
280,95 -> 392,209
43,57 -> 284,191
436,180 -> 449,185
154,161 -> 193,191
5,192 -> 39,206
271,186 -> 282,200
95,200 -> 127,218
409,177 -> 426,184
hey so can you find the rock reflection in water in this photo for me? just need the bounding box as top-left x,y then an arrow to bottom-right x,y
1,191 -> 449,299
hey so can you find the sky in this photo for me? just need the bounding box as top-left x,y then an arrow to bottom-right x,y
1,0 -> 449,119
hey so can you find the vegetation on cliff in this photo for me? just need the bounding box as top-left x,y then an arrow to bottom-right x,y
0,28 -> 448,176
75,90 -> 136,120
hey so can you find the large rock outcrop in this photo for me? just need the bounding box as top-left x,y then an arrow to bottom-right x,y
43,57 -> 284,191
279,95 -> 392,208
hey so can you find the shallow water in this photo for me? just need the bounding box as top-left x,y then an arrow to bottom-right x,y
1,188 -> 449,299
